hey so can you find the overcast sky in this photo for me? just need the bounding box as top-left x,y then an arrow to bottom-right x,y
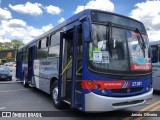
0,0 -> 159,43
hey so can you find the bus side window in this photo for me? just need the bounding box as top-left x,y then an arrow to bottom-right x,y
151,46 -> 158,63
48,45 -> 60,58
50,32 -> 60,46
38,40 -> 41,49
37,39 -> 48,59
48,31 -> 62,58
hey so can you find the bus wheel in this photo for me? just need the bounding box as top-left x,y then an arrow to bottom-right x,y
51,81 -> 63,109
23,74 -> 29,87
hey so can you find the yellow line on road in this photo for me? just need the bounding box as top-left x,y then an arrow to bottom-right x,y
140,100 -> 160,111
123,100 -> 160,120
150,104 -> 160,111
135,104 -> 160,120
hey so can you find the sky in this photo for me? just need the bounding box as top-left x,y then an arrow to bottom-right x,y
0,0 -> 160,44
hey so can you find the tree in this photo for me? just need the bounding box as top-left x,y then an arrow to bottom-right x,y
11,40 -> 24,51
11,40 -> 25,61
0,40 -> 24,51
0,42 -> 2,47
4,42 -> 12,49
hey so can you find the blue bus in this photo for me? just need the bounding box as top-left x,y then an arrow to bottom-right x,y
16,9 -> 153,112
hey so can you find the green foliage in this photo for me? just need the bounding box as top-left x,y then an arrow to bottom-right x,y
11,39 -> 25,51
11,40 -> 24,46
0,40 -> 24,51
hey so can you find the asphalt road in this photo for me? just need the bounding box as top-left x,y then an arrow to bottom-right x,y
0,66 -> 160,120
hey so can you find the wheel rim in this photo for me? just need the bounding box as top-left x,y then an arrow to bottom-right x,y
52,86 -> 58,104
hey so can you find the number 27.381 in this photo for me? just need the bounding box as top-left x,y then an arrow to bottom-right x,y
132,82 -> 142,86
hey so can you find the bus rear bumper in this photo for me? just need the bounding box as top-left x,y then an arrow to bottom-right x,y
84,88 -> 153,112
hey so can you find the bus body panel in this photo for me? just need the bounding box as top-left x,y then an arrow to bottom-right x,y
33,58 -> 59,94
84,88 -> 153,111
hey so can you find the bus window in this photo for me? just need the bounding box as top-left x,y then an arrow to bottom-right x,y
50,32 -> 60,46
151,46 -> 158,63
21,47 -> 28,61
48,45 -> 60,58
37,39 -> 48,59
41,38 -> 47,48
38,40 -> 41,49
46,37 -> 49,47
89,24 -> 129,72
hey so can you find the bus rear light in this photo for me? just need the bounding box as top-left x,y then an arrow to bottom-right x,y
145,98 -> 152,104
87,80 -> 93,85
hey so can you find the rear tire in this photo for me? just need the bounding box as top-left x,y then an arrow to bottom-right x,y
51,80 -> 63,109
23,74 -> 29,87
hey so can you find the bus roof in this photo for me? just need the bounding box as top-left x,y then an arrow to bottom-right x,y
18,9 -> 144,51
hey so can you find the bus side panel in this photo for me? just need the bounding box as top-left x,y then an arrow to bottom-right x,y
33,60 -> 40,88
33,59 -> 59,94
152,63 -> 160,91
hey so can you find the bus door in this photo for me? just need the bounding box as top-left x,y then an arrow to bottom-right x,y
59,26 -> 82,108
16,51 -> 23,80
16,52 -> 18,78
28,46 -> 35,82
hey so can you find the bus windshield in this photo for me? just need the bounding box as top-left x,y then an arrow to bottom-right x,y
127,31 -> 151,71
88,24 -> 151,75
89,24 -> 129,74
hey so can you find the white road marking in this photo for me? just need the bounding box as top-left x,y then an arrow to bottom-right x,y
0,89 -> 28,93
0,107 -> 6,110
